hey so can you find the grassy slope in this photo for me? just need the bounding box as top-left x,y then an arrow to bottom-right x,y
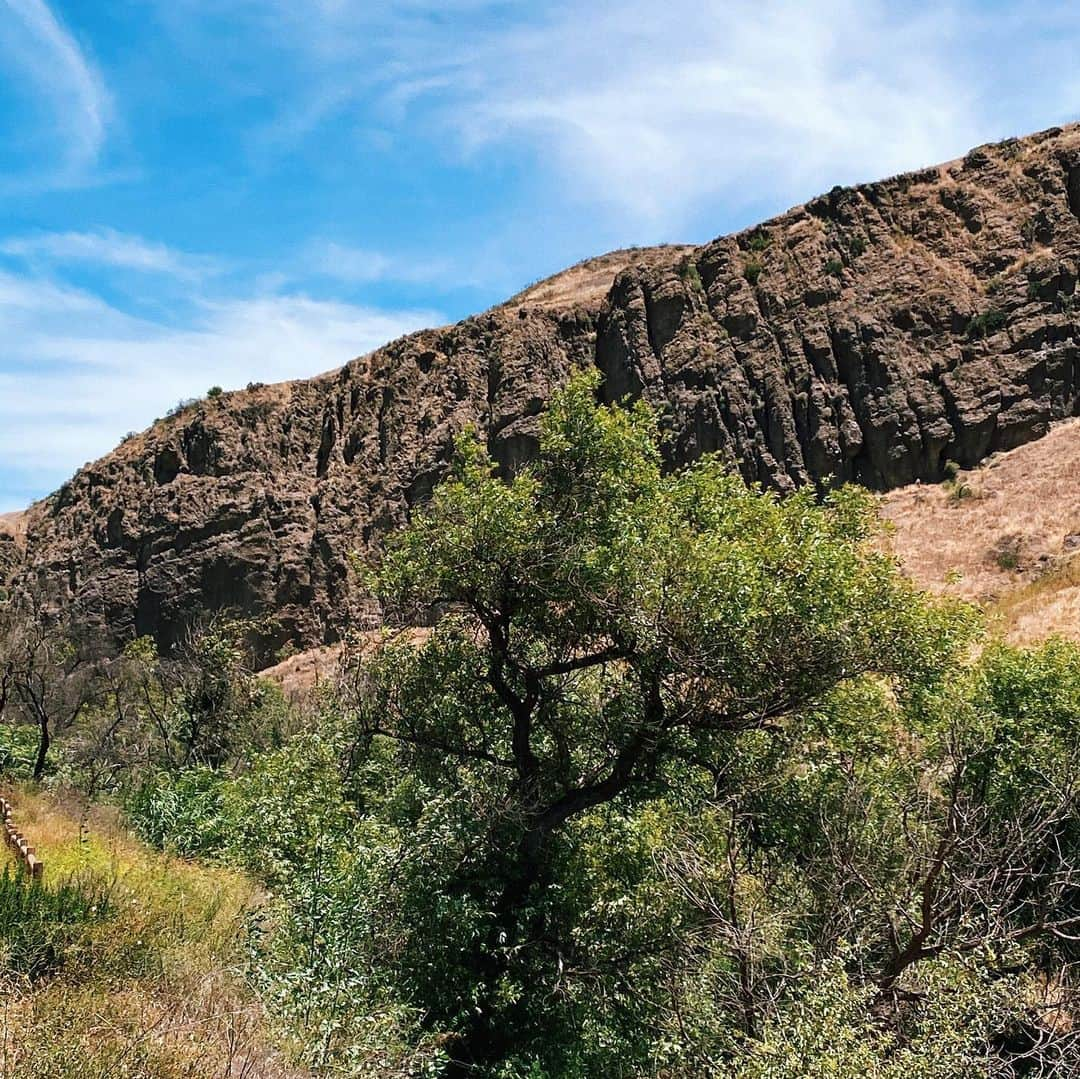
0,787 -> 301,1079
881,418 -> 1080,643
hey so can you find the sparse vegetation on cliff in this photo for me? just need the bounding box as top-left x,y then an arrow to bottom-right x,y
743,256 -> 764,284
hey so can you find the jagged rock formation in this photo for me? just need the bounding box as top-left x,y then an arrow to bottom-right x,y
0,514 -> 26,597
9,124 -> 1080,661
0,538 -> 19,594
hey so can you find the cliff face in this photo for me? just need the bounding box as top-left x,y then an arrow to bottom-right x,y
0,514 -> 26,597
10,125 -> 1080,661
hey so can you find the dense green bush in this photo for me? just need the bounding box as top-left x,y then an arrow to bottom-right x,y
125,766 -> 232,858
0,723 -> 43,777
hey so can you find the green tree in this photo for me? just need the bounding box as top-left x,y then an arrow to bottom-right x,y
0,600 -> 100,781
348,369 -> 972,1073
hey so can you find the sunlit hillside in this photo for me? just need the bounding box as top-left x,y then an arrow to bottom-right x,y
881,418 -> 1080,642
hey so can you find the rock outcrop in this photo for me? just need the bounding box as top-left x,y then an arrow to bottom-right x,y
10,125 -> 1080,661
0,514 -> 26,596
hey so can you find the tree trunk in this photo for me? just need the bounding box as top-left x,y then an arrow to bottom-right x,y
32,715 -> 49,781
446,822 -> 552,1075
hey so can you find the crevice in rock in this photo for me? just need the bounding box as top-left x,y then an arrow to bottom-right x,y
1066,163 -> 1080,223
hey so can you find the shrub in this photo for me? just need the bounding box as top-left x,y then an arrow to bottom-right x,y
227,736 -> 354,883
996,547 -> 1020,570
165,397 -> 199,419
744,258 -> 764,285
680,259 -> 704,292
992,534 -> 1024,571
0,724 -> 42,777
824,257 -> 844,277
207,385 -> 224,398
125,767 -> 232,858
966,308 -> 1007,339
746,230 -> 771,252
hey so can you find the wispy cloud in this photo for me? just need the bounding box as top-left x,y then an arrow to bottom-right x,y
185,0 -> 1079,232
305,240 -> 457,286
0,0 -> 110,184
459,1 -> 972,224
374,0 -> 981,228
0,228 -> 221,279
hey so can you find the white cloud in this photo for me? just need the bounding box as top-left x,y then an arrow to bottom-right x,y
186,0 -> 1079,232
0,267 -> 440,500
0,230 -> 459,294
0,0 -> 110,183
306,240 -> 456,285
397,0 -> 980,228
0,228 -> 221,279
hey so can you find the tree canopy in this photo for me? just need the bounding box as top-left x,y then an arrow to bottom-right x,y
344,370 -> 976,1072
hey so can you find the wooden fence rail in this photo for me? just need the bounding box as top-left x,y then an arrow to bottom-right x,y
0,796 -> 43,880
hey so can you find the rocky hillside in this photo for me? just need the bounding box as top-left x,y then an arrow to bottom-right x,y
8,124 -> 1080,661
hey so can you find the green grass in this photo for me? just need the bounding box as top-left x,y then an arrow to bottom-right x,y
0,866 -> 109,980
0,787 -> 291,1078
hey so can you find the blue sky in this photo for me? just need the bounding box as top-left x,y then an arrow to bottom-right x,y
1,0 -> 1078,511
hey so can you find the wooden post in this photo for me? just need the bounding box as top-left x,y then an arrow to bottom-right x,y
0,798 -> 44,880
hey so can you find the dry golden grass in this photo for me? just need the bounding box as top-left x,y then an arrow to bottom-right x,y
0,786 -> 303,1079
505,245 -> 696,310
991,555 -> 1080,645
258,628 -> 432,699
258,644 -> 344,702
881,418 -> 1080,643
